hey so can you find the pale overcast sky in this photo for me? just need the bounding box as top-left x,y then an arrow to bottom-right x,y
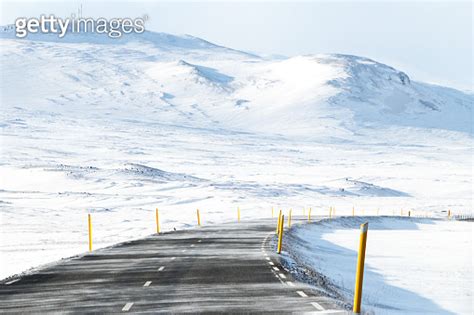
1,0 -> 472,90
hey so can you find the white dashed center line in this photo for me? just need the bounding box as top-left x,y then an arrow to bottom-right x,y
171,257 -> 176,260
158,266 -> 165,271
268,262 -> 274,266
296,290 -> 308,298
5,279 -> 20,285
198,240 -> 202,243
265,257 -> 270,261
122,302 -> 134,311
286,281 -> 295,287
182,249 -> 186,252
143,281 -> 152,287
310,301 -> 325,311
191,244 -> 195,247
272,267 -> 279,271
278,273 -> 286,279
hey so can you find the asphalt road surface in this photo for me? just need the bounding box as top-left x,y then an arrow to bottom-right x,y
0,218 -> 348,314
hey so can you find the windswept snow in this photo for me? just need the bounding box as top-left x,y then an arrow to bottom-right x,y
285,217 -> 473,314
325,178 -> 410,197
0,29 -> 472,281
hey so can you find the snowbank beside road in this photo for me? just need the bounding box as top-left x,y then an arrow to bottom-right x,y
285,217 -> 472,314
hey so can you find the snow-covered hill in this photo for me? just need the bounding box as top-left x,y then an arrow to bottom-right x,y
1,28 -> 472,136
0,29 -> 472,280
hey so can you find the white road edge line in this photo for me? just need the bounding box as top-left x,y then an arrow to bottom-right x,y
296,290 -> 308,298
310,301 -> 325,311
158,266 -> 165,271
144,281 -> 152,287
122,302 -> 134,311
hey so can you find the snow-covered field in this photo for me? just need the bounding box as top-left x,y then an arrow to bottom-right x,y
286,217 -> 473,314
0,28 -> 472,285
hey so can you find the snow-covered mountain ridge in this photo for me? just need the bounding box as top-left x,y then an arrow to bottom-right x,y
1,28 -> 472,136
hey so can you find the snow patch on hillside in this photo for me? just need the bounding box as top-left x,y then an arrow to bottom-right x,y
327,178 -> 410,197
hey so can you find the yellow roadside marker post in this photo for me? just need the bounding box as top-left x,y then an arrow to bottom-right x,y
377,208 -> 380,216
238,207 -> 241,223
288,209 -> 292,228
353,222 -> 369,314
276,209 -> 282,233
272,207 -> 274,218
352,206 -> 355,216
197,209 -> 201,226
408,210 -> 411,217
155,208 -> 160,234
277,215 -> 284,254
88,214 -> 92,252
329,207 -> 332,219
303,207 -> 305,216
401,209 -> 403,216
276,215 -> 279,233
308,208 -> 312,222
448,209 -> 451,219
